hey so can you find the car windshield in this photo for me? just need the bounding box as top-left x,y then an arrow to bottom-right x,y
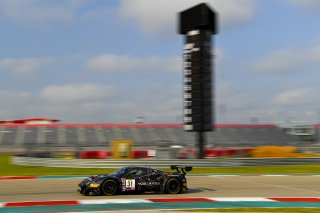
109,167 -> 128,176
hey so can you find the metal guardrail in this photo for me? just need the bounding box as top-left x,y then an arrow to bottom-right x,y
11,156 -> 320,168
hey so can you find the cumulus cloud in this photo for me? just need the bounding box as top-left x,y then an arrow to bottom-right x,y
0,57 -> 54,76
253,42 -> 320,73
87,54 -> 181,73
0,83 -> 183,123
119,0 -> 257,35
0,0 -> 88,24
107,84 -> 182,123
217,84 -> 258,111
0,90 -> 33,118
40,83 -> 116,104
0,0 -> 257,32
86,54 -> 142,73
215,83 -> 274,123
0,86 -> 117,122
273,87 -> 319,105
0,90 -> 32,105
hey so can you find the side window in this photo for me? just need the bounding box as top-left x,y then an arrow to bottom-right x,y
126,169 -> 136,178
135,168 -> 146,176
126,168 -> 148,178
124,169 -> 140,178
152,169 -> 163,178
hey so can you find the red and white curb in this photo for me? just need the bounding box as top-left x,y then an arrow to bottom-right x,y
0,176 -> 38,180
1,197 -> 320,208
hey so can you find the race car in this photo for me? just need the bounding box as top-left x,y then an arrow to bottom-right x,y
78,165 -> 192,196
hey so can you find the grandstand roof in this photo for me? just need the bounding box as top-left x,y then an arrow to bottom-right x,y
0,118 -> 60,124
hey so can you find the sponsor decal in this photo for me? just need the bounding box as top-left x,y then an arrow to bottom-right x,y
125,179 -> 135,190
137,181 -> 161,186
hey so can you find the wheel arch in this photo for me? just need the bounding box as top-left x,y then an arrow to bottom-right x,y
165,177 -> 183,194
100,178 -> 120,196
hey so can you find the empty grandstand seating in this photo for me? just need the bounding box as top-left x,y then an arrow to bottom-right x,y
0,123 -> 304,149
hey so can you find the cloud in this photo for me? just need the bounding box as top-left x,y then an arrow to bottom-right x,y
253,49 -> 303,73
87,54 -> 181,73
215,83 -> 275,123
0,0 -> 88,25
0,57 -> 54,76
0,90 -> 33,118
0,83 -> 182,123
0,85 -> 117,122
285,0 -> 320,10
86,54 -> 141,73
107,84 -> 182,123
0,90 -> 32,105
119,0 -> 257,35
253,42 -> 320,73
40,83 -> 116,104
3,82 -> 319,124
273,87 -> 319,105
217,84 -> 258,111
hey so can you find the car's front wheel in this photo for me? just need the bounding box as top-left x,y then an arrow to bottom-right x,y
165,178 -> 182,194
101,179 -> 118,196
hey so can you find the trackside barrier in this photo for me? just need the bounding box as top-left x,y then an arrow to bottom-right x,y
80,151 -> 111,159
11,156 -> 320,168
180,148 -> 254,158
79,150 -> 156,159
251,146 -> 301,158
147,150 -> 156,158
132,150 -> 148,158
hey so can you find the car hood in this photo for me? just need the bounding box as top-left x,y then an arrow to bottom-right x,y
90,174 -> 116,181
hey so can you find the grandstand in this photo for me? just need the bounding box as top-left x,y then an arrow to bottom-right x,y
0,118 -> 306,150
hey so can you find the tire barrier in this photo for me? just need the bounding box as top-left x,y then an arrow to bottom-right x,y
79,150 -> 156,159
132,150 -> 148,158
180,148 -> 254,158
80,151 -> 111,159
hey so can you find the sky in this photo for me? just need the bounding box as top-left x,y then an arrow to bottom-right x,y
1,0 -> 320,125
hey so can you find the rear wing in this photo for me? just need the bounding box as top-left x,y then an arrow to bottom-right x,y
170,165 -> 193,174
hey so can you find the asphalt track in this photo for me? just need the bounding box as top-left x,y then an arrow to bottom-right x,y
1,175 -> 320,202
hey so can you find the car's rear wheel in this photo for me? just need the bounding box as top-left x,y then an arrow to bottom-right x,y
101,179 -> 118,196
165,178 -> 182,194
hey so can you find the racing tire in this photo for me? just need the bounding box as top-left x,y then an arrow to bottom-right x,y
165,178 -> 182,194
101,179 -> 118,196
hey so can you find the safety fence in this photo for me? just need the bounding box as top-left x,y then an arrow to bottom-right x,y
11,156 -> 320,168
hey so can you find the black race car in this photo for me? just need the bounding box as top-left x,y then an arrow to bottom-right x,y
78,165 -> 192,196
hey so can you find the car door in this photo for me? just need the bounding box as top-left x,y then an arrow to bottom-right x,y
142,168 -> 163,191
121,167 -> 146,192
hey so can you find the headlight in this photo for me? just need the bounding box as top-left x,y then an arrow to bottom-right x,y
89,183 -> 100,188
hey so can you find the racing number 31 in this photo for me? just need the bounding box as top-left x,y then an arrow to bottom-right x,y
125,179 -> 135,190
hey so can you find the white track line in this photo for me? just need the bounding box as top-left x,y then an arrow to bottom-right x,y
79,199 -> 152,205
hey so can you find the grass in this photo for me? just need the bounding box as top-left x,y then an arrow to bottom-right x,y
0,154 -> 115,176
1,154 -> 320,176
174,208 -> 320,212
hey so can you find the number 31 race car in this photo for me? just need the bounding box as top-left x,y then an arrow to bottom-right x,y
78,165 -> 192,196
